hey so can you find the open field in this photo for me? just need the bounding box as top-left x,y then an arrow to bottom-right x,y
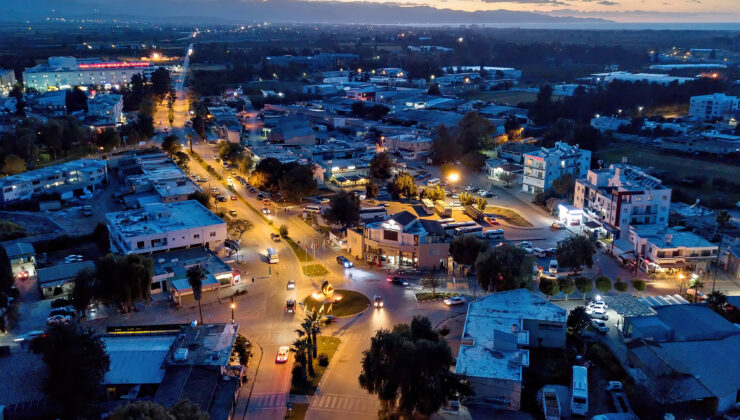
488,206 -> 534,227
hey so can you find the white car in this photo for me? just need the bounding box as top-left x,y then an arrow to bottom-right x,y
443,296 -> 465,306
287,280 -> 295,290
275,346 -> 290,363
516,241 -> 533,249
588,300 -> 608,310
606,381 -> 623,392
13,330 -> 44,342
465,185 -> 475,191
591,319 -> 609,333
261,207 -> 271,214
587,307 -> 609,320
532,248 -> 547,258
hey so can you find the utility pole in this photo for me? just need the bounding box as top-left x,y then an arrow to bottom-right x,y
712,233 -> 724,293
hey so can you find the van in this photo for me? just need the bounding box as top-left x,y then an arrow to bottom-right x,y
304,205 -> 321,214
485,229 -> 505,239
267,248 -> 279,264
548,259 -> 558,274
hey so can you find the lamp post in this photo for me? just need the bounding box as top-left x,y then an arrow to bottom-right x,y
230,301 -> 235,324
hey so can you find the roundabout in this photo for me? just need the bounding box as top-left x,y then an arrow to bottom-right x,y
302,284 -> 370,317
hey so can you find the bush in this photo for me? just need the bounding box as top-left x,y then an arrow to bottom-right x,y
595,276 -> 612,293
631,279 -> 646,292
279,224 -> 289,238
615,281 -> 628,292
291,365 -> 308,387
317,353 -> 329,367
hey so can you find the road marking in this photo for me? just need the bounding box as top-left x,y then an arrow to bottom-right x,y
249,393 -> 288,409
310,394 -> 379,413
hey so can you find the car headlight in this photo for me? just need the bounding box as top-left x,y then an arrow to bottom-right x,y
344,262 -> 349,267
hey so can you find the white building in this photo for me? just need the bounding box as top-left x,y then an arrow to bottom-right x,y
589,71 -> 693,85
574,164 -> 671,239
106,200 -> 227,255
689,93 -> 740,121
590,116 -> 630,133
23,56 -> 155,91
87,93 -> 123,124
628,225 -> 718,274
0,159 -> 108,206
455,289 -> 566,411
522,142 -> 591,195
0,68 -> 16,95
384,133 -> 432,160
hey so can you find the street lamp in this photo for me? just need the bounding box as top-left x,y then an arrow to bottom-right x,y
230,302 -> 236,324
447,172 -> 460,183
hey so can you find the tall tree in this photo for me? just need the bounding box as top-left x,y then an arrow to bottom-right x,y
539,277 -> 560,300
556,236 -> 595,271
10,83 -> 25,116
161,134 -> 181,156
388,172 -> 417,199
151,67 -> 172,100
449,235 -> 488,267
278,164 -> 317,203
187,265 -> 206,324
72,268 -> 97,317
65,86 -> 88,113
30,325 -> 110,417
2,154 -> 26,175
359,316 -> 471,419
431,124 -> 462,164
228,218 -> 254,243
567,306 -> 591,335
365,181 -> 379,199
96,253 -> 153,312
475,244 -> 533,292
110,399 -> 209,420
574,276 -> 593,300
705,290 -> 727,314
370,152 -> 394,180
557,276 -> 576,301
423,185 -> 446,201
456,111 -> 494,153
323,190 -> 360,228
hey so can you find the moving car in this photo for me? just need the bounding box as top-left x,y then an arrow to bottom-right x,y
275,346 -> 290,363
261,207 -> 271,214
13,330 -> 44,343
216,196 -> 227,202
229,209 -> 237,217
548,260 -> 558,274
270,233 -> 281,242
230,195 -> 237,201
285,299 -> 296,313
319,315 -> 337,325
387,276 -> 409,286
336,256 -> 353,268
373,295 -> 384,308
443,296 -> 465,306
47,314 -> 72,326
16,270 -> 29,280
286,280 -> 295,290
591,319 -> 609,333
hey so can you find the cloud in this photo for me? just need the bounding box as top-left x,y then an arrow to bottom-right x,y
480,0 -> 568,4
597,0 -> 618,5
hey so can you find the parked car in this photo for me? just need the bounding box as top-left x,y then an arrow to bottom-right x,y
230,195 -> 237,201
532,248 -> 547,258
16,270 -> 29,280
229,209 -> 237,216
588,308 -> 609,320
336,256 -> 353,268
270,233 -> 281,242
275,346 -> 290,363
443,296 -> 465,306
387,276 -> 409,286
588,299 -> 608,310
591,319 -> 609,333
551,221 -> 565,230
47,315 -> 72,326
373,295 -> 384,308
216,196 -> 227,202
50,308 -> 75,318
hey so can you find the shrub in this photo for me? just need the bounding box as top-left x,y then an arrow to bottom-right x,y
595,276 -> 612,293
615,281 -> 628,292
279,224 -> 289,238
632,279 -> 646,292
318,353 -> 329,367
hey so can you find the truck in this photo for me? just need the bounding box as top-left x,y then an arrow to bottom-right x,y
542,387 -> 561,420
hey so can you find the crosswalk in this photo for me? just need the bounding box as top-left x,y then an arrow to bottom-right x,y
248,393 -> 288,410
310,393 -> 380,413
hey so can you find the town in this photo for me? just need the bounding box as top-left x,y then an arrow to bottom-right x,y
0,19 -> 739,420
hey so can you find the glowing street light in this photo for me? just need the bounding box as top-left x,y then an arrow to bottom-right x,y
230,302 -> 236,323
447,173 -> 460,183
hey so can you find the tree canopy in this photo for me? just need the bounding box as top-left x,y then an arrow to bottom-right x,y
475,244 -> 533,292
323,191 -> 360,228
556,236 -> 595,270
370,152 -> 394,180
359,316 -> 471,419
449,234 -> 488,267
387,172 -> 417,199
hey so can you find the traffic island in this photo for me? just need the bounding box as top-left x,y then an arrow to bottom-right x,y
302,264 -> 328,277
302,289 -> 370,317
290,335 -> 342,395
415,292 -> 461,302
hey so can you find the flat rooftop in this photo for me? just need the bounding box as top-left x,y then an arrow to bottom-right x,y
101,334 -> 177,385
106,200 -> 224,238
0,159 -> 106,187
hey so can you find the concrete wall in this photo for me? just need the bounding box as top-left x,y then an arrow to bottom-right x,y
467,376 -> 521,410
522,319 -> 566,349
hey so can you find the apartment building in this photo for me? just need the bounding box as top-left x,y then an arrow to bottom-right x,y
574,164 -> 671,239
689,93 -> 740,121
384,133 -> 433,160
0,159 -> 108,206
106,200 -> 226,255
628,225 -> 718,273
23,56 -> 155,91
87,93 -> 123,124
522,142 -> 591,195
347,211 -> 449,270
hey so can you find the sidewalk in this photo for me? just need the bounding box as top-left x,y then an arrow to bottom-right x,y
234,337 -> 265,418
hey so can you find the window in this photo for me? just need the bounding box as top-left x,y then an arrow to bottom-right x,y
193,234 -> 200,239
383,230 -> 398,241
538,322 -> 562,331
209,232 -> 217,237
136,241 -> 145,249
636,196 -> 642,201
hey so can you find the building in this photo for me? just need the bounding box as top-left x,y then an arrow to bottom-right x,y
590,116 -> 631,133
87,93 -> 123,124
347,211 -> 449,270
486,158 -> 522,185
0,159 -> 108,206
605,299 -> 740,413
36,260 -> 95,298
589,71 -> 693,85
574,164 -> 671,239
268,115 -> 315,145
522,142 -> 591,195
628,225 -> 718,274
325,158 -> 370,188
106,200 -> 227,255
113,149 -> 200,205
497,141 -> 539,164
455,289 -> 567,411
100,323 -> 242,420
4,242 -> 36,282
151,247 -> 241,300
689,93 -> 740,121
0,68 -> 16,94
384,133 -> 432,160
23,56 -> 155,91
265,53 -> 358,70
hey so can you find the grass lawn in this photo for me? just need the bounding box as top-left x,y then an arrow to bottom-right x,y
415,292 -> 460,302
287,238 -> 315,263
291,336 -> 342,395
488,206 -> 533,227
303,290 -> 370,317
302,264 -> 328,277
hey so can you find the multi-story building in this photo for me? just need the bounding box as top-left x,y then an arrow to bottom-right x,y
23,56 -> 155,91
0,159 -> 108,206
0,68 -> 16,94
87,93 -> 123,124
628,225 -> 718,274
522,142 -> 591,195
106,200 -> 227,255
689,93 -> 740,121
347,211 -> 449,270
384,133 -> 432,160
113,149 -> 200,204
455,289 -> 566,411
574,164 -> 671,239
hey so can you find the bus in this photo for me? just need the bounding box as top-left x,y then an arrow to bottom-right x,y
421,199 -> 435,215
359,206 -> 388,222
454,225 -> 483,237
304,205 -> 322,214
267,248 -> 279,264
570,366 -> 588,416
436,218 -> 455,224
426,178 -> 440,187
442,221 -> 477,236
435,200 -> 452,217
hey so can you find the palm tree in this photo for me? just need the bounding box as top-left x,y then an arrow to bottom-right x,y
706,290 -> 727,313
291,337 -> 310,380
303,311 -> 322,358
690,279 -> 705,303
186,265 -> 206,324
298,319 -> 315,376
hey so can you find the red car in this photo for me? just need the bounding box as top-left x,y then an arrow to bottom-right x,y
230,195 -> 237,201
486,217 -> 500,226
16,270 -> 29,280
